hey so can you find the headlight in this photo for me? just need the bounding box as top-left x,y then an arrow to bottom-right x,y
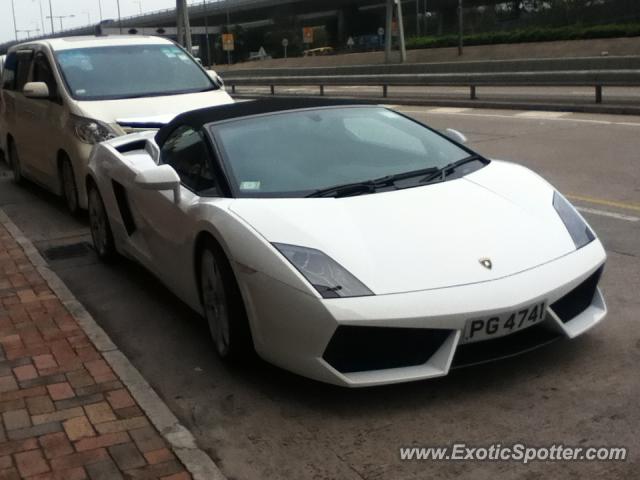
273,243 -> 373,299
553,191 -> 595,249
71,115 -> 117,144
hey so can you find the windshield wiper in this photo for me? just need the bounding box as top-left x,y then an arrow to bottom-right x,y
419,155 -> 485,185
306,167 -> 440,198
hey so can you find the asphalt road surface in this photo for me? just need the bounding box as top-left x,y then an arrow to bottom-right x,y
1,106 -> 639,480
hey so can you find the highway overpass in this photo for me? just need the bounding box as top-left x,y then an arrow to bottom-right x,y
0,0 -> 499,57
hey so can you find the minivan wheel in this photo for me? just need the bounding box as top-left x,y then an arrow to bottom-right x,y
60,158 -> 79,214
199,239 -> 252,360
88,184 -> 116,261
8,141 -> 23,184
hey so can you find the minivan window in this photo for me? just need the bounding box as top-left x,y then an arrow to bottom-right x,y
54,44 -> 216,100
15,50 -> 34,92
33,53 -> 59,100
1,52 -> 17,90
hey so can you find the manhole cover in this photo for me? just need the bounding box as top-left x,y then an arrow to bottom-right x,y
43,242 -> 92,261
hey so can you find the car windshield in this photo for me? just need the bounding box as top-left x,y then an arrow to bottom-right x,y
211,106 -> 478,198
55,44 -> 215,100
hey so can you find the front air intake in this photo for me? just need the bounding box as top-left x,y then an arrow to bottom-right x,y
323,326 -> 451,374
550,267 -> 603,323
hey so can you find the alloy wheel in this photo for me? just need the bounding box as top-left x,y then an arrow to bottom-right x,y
89,188 -> 108,257
201,250 -> 232,358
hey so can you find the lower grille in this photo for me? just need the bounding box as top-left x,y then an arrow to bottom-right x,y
323,326 -> 451,374
551,267 -> 603,323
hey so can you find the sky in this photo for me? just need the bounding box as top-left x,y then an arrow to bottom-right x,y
1,0 -> 192,44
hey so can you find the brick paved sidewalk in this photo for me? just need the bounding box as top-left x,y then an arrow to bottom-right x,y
0,222 -> 191,479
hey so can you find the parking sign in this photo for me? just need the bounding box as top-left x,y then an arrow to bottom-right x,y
303,27 -> 314,44
222,34 -> 234,51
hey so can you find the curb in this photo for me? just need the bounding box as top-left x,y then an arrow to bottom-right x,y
0,207 -> 226,480
231,93 -> 640,116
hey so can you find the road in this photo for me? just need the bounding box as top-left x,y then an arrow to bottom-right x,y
1,106 -> 639,480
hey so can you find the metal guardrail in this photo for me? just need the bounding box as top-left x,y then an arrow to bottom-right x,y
221,57 -> 640,104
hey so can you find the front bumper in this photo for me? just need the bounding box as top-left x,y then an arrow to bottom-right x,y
243,239 -> 607,387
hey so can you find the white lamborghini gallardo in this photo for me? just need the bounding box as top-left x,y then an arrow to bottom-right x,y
86,98 -> 607,387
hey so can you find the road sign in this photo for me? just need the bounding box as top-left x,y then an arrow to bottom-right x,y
303,27 -> 314,44
222,33 -> 235,52
282,38 -> 289,47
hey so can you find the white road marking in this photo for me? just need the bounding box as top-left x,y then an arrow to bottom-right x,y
427,107 -> 471,114
515,111 -> 570,119
576,207 -> 639,222
398,108 -> 640,127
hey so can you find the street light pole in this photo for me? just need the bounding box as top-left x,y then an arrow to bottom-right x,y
17,28 -> 41,39
116,0 -> 123,34
48,0 -> 55,33
396,0 -> 406,63
10,0 -> 18,40
384,0 -> 392,63
34,0 -> 46,35
97,0 -> 103,22
203,0 -> 211,67
47,14 -> 75,31
423,0 -> 428,36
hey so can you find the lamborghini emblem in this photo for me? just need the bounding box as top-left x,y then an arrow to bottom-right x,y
479,258 -> 493,270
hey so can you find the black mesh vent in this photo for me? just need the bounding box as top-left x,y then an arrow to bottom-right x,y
112,181 -> 136,235
323,326 -> 451,374
452,322 -> 561,368
551,267 -> 603,323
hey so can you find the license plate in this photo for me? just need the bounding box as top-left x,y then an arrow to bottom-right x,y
463,301 -> 547,344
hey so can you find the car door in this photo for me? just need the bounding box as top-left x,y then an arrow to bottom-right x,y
7,49 -> 38,178
129,126 -> 222,300
26,49 -> 66,189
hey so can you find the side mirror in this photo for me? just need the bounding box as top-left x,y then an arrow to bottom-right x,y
207,70 -> 225,89
134,164 -> 181,203
444,128 -> 468,144
23,82 -> 50,99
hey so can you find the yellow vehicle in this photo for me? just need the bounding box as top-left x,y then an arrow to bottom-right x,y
303,47 -> 334,57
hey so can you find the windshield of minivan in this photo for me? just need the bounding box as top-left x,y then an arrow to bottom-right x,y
55,44 -> 215,100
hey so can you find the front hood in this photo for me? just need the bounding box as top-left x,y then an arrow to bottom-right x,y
75,89 -> 233,129
229,162 -> 577,295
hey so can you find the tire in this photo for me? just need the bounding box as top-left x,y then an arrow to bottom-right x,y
88,184 -> 116,262
60,157 -> 79,215
199,239 -> 252,360
8,140 -> 23,184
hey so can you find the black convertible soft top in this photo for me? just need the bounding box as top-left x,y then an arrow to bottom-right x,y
154,97 -> 371,146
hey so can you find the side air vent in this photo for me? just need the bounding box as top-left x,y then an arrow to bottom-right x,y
115,140 -> 147,154
111,181 -> 137,235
